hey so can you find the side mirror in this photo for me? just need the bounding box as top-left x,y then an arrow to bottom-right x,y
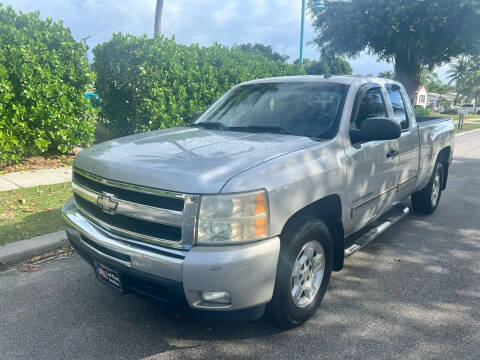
350,117 -> 401,143
189,111 -> 204,124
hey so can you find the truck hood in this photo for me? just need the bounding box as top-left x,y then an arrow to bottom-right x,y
74,127 -> 315,194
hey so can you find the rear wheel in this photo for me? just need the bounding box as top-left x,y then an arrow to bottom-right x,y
411,162 -> 444,214
267,217 -> 333,328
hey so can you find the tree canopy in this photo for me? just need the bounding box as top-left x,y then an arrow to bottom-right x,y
377,71 -> 395,79
233,43 -> 289,62
420,70 -> 454,94
311,0 -> 480,98
294,54 -> 353,76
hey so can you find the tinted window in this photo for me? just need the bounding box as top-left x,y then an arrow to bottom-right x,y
195,82 -> 348,138
386,85 -> 408,129
355,87 -> 387,128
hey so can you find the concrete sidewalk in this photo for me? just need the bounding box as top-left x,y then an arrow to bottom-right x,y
0,167 -> 72,192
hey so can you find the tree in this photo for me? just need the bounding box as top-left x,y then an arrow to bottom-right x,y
449,56 -> 480,112
154,0 -> 164,37
447,57 -> 470,88
234,43 -> 289,62
294,54 -> 352,75
420,69 -> 453,94
311,0 -> 480,100
377,71 -> 395,79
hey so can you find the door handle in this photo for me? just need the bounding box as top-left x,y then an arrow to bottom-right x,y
386,149 -> 399,158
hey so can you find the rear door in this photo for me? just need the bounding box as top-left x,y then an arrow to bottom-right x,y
345,84 -> 400,234
385,84 -> 420,200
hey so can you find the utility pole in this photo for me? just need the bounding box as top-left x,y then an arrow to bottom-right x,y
154,0 -> 164,37
300,0 -> 324,67
299,0 -> 306,66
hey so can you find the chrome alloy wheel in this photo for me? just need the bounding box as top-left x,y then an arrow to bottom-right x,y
291,240 -> 325,308
431,171 -> 441,207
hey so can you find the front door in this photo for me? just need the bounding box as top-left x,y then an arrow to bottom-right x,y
345,85 -> 400,235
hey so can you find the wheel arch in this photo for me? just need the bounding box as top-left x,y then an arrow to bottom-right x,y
437,146 -> 451,190
280,194 -> 345,272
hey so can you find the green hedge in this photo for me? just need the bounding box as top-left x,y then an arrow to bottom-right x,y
413,105 -> 431,117
92,34 -> 304,138
0,5 -> 96,164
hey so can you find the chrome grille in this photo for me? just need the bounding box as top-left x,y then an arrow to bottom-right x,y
71,168 -> 199,249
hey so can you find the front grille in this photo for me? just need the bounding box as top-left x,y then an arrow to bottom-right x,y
71,169 -> 198,249
75,194 -> 182,241
73,171 -> 184,211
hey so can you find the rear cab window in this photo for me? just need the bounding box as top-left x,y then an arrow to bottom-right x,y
385,84 -> 409,130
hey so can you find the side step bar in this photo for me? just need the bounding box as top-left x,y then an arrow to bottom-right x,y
344,205 -> 410,257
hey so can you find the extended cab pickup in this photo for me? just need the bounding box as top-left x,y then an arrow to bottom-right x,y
63,76 -> 455,327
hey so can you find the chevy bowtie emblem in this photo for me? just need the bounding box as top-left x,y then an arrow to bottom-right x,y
97,193 -> 118,214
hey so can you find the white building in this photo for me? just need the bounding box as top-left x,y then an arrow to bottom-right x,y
413,86 -> 428,108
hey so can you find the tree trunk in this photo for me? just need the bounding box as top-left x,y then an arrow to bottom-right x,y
394,54 -> 422,104
154,0 -> 164,37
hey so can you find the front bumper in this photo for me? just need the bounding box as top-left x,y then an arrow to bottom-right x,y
62,198 -> 280,319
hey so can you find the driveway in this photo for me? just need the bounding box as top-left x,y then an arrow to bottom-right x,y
1,133 -> 479,360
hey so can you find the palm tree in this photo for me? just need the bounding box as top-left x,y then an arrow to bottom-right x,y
448,57 -> 480,112
154,0 -> 164,37
448,57 -> 469,105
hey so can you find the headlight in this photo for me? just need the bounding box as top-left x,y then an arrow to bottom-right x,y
196,190 -> 269,244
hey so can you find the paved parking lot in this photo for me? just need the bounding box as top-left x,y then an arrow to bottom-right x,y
1,133 -> 479,360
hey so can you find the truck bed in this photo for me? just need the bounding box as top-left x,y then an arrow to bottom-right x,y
416,116 -> 453,125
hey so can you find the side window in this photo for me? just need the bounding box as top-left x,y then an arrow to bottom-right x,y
386,85 -> 409,130
355,87 -> 387,128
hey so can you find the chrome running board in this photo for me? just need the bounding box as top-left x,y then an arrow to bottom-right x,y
344,205 -> 410,257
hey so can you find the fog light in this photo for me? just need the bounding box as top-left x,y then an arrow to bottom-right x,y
200,291 -> 231,305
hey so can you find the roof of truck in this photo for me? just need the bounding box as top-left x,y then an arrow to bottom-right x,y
241,75 -> 401,87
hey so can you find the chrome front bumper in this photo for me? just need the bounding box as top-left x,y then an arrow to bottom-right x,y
62,198 -> 280,312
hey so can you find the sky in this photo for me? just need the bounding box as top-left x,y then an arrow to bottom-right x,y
5,0 -> 449,80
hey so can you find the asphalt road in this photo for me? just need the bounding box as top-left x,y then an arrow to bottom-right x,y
1,132 -> 480,360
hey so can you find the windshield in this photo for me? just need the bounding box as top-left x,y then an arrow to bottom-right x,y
194,82 -> 349,138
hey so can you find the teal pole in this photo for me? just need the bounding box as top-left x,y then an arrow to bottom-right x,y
300,0 -> 306,67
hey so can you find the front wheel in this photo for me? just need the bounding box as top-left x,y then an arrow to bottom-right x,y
267,217 -> 333,328
411,162 -> 444,214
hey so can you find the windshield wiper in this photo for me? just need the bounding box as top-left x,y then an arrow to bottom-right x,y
227,125 -> 291,135
190,122 -> 228,130
192,123 -> 292,135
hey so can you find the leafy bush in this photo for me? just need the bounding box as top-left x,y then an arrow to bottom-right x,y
0,5 -> 96,164
413,106 -> 431,117
92,34 -> 304,138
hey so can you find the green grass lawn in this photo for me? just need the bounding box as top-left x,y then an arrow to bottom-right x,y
430,112 -> 480,121
0,182 -> 71,246
428,112 -> 480,133
456,122 -> 480,133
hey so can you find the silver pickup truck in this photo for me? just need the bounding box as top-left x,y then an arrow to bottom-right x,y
63,76 -> 454,327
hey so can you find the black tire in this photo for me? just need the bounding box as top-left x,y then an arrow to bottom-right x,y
411,162 -> 444,214
267,217 -> 333,328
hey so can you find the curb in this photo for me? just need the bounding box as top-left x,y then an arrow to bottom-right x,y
455,127 -> 480,137
0,230 -> 68,267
